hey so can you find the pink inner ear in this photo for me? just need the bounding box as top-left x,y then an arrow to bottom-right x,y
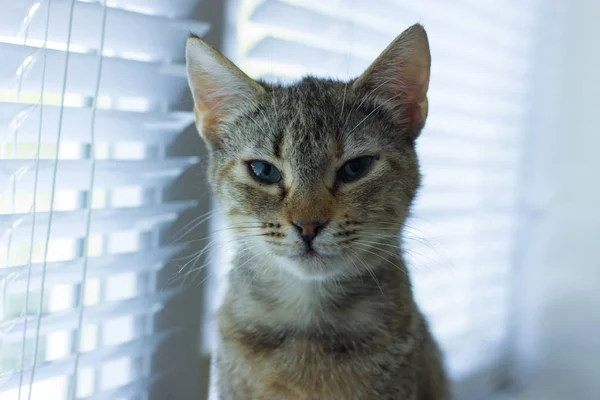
194,105 -> 225,148
186,36 -> 267,148
409,96 -> 428,135
402,73 -> 429,126
368,74 -> 429,132
352,24 -> 431,136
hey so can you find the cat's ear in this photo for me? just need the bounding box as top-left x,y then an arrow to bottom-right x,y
352,24 -> 431,139
186,34 -> 265,147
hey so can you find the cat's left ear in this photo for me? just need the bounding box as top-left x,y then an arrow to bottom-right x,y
186,34 -> 265,147
352,24 -> 431,139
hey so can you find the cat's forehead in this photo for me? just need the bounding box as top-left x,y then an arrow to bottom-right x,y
276,82 -> 341,163
272,78 -> 345,130
225,77 -> 397,170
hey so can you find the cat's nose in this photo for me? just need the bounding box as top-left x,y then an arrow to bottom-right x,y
292,221 -> 327,244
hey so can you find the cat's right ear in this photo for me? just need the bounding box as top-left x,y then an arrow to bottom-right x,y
186,35 -> 265,147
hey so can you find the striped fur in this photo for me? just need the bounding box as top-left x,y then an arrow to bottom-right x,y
187,24 -> 449,399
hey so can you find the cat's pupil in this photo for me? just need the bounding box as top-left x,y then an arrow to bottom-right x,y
338,156 -> 373,183
347,160 -> 360,174
261,163 -> 271,176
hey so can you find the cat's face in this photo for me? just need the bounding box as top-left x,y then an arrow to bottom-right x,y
186,25 -> 431,280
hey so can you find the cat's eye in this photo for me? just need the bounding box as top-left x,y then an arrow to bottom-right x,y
248,160 -> 282,184
338,156 -> 374,183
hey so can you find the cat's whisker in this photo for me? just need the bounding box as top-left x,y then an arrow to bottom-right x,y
359,225 -> 445,255
404,248 -> 454,272
236,248 -> 270,284
361,226 -> 453,267
209,224 -> 267,235
347,247 -> 384,295
245,249 -> 278,289
173,238 -> 224,264
350,242 -> 410,278
175,228 -> 266,253
173,231 -> 265,268
352,240 -> 400,259
192,243 -> 258,278
169,207 -> 225,243
180,250 -> 206,286
358,231 -> 399,240
172,245 -> 217,283
360,220 -> 402,226
354,237 -> 447,268
402,236 -> 446,257
186,254 -> 209,286
194,270 -> 214,288
374,233 -> 441,254
171,242 -> 259,287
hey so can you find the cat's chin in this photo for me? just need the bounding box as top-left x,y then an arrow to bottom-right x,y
276,252 -> 345,281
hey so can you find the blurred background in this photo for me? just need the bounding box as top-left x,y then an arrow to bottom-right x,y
0,0 -> 598,399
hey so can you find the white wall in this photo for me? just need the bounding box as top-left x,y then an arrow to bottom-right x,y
511,0 -> 600,399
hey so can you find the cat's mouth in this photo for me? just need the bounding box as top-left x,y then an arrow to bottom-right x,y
287,243 -> 340,263
281,248 -> 343,280
290,247 -> 326,260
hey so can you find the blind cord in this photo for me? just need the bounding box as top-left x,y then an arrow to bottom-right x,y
16,0 -> 52,397
68,0 -> 108,397
28,0 -> 77,397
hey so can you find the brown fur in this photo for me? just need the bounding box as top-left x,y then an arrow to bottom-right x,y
186,24 -> 450,399
217,258 -> 447,400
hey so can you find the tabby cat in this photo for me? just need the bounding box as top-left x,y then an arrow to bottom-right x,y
186,23 -> 449,400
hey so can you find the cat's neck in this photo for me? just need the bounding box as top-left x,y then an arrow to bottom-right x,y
222,248 -> 414,331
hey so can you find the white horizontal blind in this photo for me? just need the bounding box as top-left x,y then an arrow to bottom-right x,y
230,0 -> 542,397
0,0 -> 207,399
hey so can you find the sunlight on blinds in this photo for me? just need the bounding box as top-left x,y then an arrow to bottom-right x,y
229,0 -> 542,397
0,0 -> 207,398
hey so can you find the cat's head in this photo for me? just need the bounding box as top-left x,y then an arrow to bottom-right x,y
186,24 -> 430,280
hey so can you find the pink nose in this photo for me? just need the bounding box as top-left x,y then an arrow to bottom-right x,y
292,221 -> 327,243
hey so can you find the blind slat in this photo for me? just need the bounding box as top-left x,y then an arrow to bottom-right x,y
412,193 -> 517,215
0,290 -> 177,342
0,0 -> 209,62
0,157 -> 198,191
77,375 -> 161,400
251,0 -> 533,52
0,331 -> 172,391
422,168 -> 516,189
0,200 -> 197,242
0,42 -> 187,102
245,36 -> 528,84
0,102 -> 194,143
104,0 -> 200,17
0,244 -> 185,292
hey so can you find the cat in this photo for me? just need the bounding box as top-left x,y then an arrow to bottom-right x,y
186,23 -> 449,400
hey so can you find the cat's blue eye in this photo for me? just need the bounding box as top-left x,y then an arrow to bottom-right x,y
248,160 -> 282,184
338,156 -> 374,183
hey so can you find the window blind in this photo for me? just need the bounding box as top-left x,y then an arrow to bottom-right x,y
224,0 -> 541,398
0,0 -> 207,399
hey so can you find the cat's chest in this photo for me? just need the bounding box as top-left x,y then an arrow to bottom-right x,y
219,321 -> 403,400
